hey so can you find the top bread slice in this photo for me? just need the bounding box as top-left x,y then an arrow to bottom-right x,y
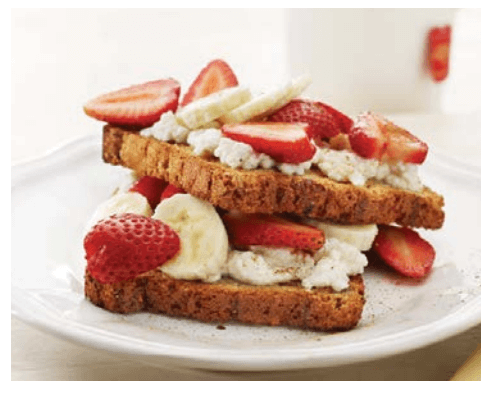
102,125 -> 445,229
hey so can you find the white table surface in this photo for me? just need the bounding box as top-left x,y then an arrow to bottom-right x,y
11,112 -> 481,381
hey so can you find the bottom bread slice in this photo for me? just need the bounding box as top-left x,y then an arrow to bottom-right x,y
85,270 -> 365,331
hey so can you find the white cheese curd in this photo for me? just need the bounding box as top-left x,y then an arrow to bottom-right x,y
213,137 -> 275,170
226,247 -> 315,285
225,239 -> 368,291
187,128 -> 222,155
314,148 -> 423,192
277,161 -> 313,176
301,238 -> 368,291
141,111 -> 191,143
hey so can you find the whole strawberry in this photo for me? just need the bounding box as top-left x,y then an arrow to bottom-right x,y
268,99 -> 353,139
84,213 -> 180,284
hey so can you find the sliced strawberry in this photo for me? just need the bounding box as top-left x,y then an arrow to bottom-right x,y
349,112 -> 388,160
320,102 -> 354,134
222,213 -> 325,251
160,184 -> 185,200
268,99 -> 341,139
349,112 -> 428,164
84,213 -> 180,284
372,225 -> 435,278
129,176 -> 167,209
180,59 -> 239,107
222,122 -> 316,164
83,79 -> 180,128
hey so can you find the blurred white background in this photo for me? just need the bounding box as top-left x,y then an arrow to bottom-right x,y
11,8 -> 481,164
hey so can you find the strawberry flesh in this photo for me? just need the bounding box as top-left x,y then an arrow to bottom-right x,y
181,59 -> 239,107
160,184 -> 186,201
84,213 -> 180,284
222,213 -> 325,251
349,112 -> 428,164
372,225 -> 435,278
268,99 -> 340,139
129,176 -> 168,209
269,99 -> 353,140
83,79 -> 180,128
222,122 -> 316,164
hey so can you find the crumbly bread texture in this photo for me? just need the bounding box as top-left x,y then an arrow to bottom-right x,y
102,125 -> 444,229
85,270 -> 365,331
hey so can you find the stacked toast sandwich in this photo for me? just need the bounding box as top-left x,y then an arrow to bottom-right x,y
82,59 -> 444,331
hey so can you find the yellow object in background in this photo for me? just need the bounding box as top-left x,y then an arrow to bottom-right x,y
451,345 -> 481,381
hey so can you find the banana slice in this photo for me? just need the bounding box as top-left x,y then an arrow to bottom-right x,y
153,194 -> 229,282
85,192 -> 152,233
305,220 -> 378,251
259,74 -> 312,119
175,86 -> 251,130
219,74 -> 312,124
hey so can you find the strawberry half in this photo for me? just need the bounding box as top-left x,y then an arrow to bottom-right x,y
349,112 -> 428,164
160,184 -> 185,200
222,213 -> 325,251
269,99 -> 353,139
129,176 -> 168,209
84,213 -> 180,284
180,59 -> 239,107
372,225 -> 435,278
222,122 -> 316,164
83,79 -> 180,128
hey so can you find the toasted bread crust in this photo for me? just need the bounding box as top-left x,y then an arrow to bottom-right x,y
85,270 -> 365,331
103,125 -> 445,229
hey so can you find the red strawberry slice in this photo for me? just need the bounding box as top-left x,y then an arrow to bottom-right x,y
83,79 -> 180,128
222,213 -> 325,251
129,176 -> 167,209
180,59 -> 239,107
349,112 -> 428,164
84,213 -> 180,284
372,225 -> 435,278
222,122 -> 316,164
321,102 -> 354,134
268,99 -> 341,139
160,184 -> 185,200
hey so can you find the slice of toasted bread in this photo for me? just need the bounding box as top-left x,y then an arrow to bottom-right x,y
102,125 -> 444,229
85,270 -> 365,331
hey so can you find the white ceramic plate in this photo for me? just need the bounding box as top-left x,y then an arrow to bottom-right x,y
11,135 -> 481,371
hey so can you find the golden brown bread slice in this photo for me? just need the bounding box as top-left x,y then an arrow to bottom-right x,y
85,270 -> 365,331
102,125 -> 444,229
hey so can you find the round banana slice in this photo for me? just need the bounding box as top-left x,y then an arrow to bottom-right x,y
305,220 -> 378,251
153,194 -> 229,282
175,86 -> 251,129
85,192 -> 152,233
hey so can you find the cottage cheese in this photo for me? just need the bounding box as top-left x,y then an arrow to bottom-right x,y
226,238 -> 368,291
141,111 -> 191,143
314,148 -> 423,192
142,111 -> 423,191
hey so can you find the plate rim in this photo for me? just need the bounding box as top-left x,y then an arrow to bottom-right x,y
11,134 -> 481,371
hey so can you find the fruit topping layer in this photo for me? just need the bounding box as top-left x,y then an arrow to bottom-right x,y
84,172 -> 436,289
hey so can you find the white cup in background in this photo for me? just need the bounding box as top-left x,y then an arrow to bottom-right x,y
286,9 -> 458,116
